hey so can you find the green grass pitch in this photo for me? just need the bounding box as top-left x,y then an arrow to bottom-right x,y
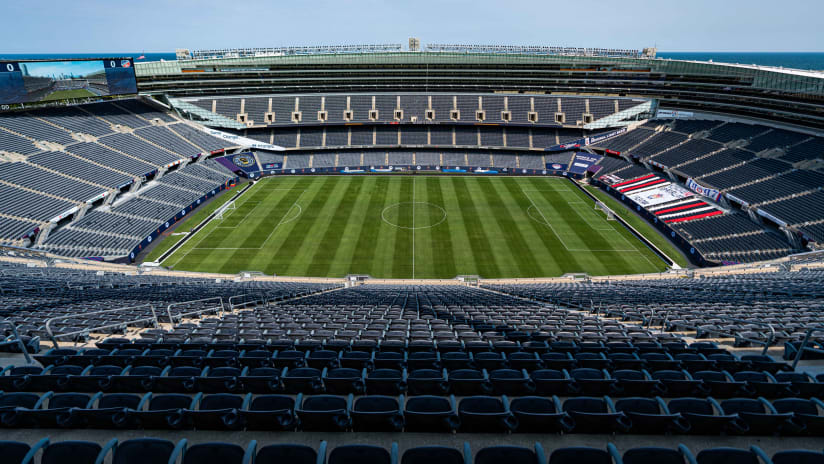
40,89 -> 97,101
159,175 -> 669,278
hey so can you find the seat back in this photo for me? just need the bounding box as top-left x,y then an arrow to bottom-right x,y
183,443 -> 246,464
42,441 -> 102,464
402,446 -> 464,464
113,438 -> 175,464
249,395 -> 294,412
329,445 -> 391,464
476,446 -> 537,464
200,394 -> 243,410
150,394 -> 192,411
256,444 -> 317,464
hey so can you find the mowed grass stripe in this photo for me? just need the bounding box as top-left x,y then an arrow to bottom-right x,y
437,177 -> 478,276
350,177 -> 390,276
284,177 -> 352,276
421,176 -> 455,278
260,176 -> 333,275
515,178 -> 583,274
482,178 -> 542,277
391,177 -> 414,278
326,176 -> 378,277
466,178 -> 523,276
452,177 -> 500,278
301,176 -> 364,277
162,175 -> 668,278
375,178 -> 403,277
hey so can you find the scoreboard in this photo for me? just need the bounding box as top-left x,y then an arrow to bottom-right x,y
0,58 -> 137,108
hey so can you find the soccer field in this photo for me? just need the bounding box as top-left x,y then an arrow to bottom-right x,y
160,175 -> 668,278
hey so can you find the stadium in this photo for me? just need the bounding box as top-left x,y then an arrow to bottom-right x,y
1,36 -> 824,464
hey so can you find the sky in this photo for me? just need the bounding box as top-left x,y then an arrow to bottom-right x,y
2,0 -> 823,53
23,61 -> 104,78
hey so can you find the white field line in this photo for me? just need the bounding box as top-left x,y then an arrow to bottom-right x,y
521,188 -> 571,251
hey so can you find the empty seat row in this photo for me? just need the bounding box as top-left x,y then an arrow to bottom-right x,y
5,362 -> 817,398
3,391 -> 824,436
5,438 -> 820,464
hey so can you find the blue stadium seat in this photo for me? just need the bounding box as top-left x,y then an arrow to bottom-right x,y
184,393 -> 246,430
509,396 -> 573,433
549,444 -> 621,464
623,445 -> 697,464
613,369 -> 665,397
181,441 -> 254,464
695,446 -> 770,464
733,371 -> 793,398
110,438 -> 180,464
449,369 -> 492,395
563,396 -> 630,433
476,443 -> 545,464
614,397 -> 690,434
407,369 -> 449,395
0,438 -> 47,464
283,367 -> 324,394
402,443 -> 470,464
153,366 -> 203,393
404,395 -> 458,432
255,441 -> 326,464
489,368 -> 535,395
324,367 -> 366,394
720,397 -> 800,435
570,368 -> 617,395
458,396 -> 517,432
366,369 -> 407,395
296,394 -> 352,431
12,392 -> 89,428
307,350 -> 340,369
25,439 -> 114,464
351,395 -> 404,432
774,372 -> 824,398
653,370 -> 704,396
0,365 -> 44,391
239,367 -> 282,393
240,394 -> 296,431
329,444 -> 397,464
772,450 -> 824,464
692,371 -> 748,397
196,366 -> 245,393
70,392 -> 144,429
340,351 -> 374,370
131,393 -> 193,429
107,365 -> 161,393
531,369 -> 574,395
773,397 -> 824,435
667,397 -> 747,434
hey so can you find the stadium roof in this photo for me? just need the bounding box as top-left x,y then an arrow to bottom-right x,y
135,51 -> 824,96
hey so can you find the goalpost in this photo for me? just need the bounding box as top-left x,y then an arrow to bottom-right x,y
215,200 -> 236,220
594,201 -> 617,221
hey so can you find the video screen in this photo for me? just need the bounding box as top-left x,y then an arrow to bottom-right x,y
0,58 -> 137,106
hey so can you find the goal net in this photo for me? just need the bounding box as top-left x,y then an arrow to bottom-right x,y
215,201 -> 236,220
594,201 -> 617,221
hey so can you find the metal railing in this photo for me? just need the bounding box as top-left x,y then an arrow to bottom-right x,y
45,304 -> 158,348
0,321 -> 33,364
791,326 -> 824,369
166,297 -> 225,324
647,309 -> 775,355
228,293 -> 267,311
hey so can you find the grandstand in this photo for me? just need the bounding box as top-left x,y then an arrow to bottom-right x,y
2,41 -> 824,463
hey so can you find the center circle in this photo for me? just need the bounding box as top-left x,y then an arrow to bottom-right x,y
381,202 -> 447,230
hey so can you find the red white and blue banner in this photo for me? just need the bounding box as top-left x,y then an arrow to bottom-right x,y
568,152 -> 603,174
686,178 -> 722,201
627,183 -> 695,207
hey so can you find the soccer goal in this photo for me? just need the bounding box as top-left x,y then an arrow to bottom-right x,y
594,201 -> 617,221
215,200 -> 236,220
